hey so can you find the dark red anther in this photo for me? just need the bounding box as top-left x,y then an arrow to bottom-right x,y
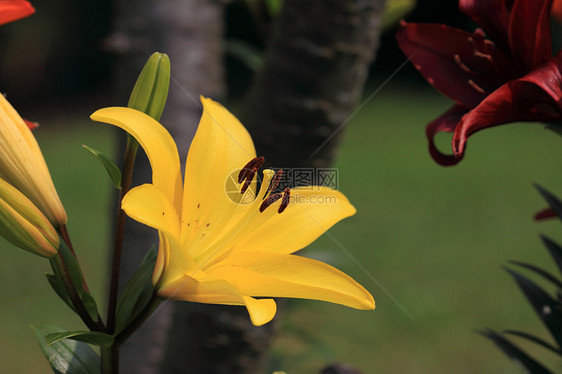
254,156 -> 265,170
238,156 -> 266,194
241,167 -> 257,194
259,192 -> 282,213
238,157 -> 258,183
278,188 -> 290,214
267,169 -> 283,195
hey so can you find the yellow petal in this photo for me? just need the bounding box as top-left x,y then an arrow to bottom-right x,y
180,97 -> 257,247
122,184 -> 198,285
0,94 -> 66,226
91,107 -> 182,212
158,274 -> 277,326
209,251 -> 375,310
227,187 -> 356,255
122,184 -> 180,239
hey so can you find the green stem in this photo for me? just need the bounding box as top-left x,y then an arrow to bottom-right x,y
107,136 -> 139,335
51,252 -> 104,331
101,345 -> 119,374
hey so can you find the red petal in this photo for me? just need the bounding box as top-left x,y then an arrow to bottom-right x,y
0,0 -> 34,25
426,105 -> 467,166
397,22 -> 489,108
452,54 -> 562,157
508,0 -> 553,70
535,207 -> 557,221
459,0 -> 513,49
553,0 -> 562,21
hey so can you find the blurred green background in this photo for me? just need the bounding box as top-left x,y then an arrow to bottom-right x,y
1,0 -> 562,373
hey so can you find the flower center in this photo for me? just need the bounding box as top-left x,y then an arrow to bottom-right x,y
238,157 -> 290,214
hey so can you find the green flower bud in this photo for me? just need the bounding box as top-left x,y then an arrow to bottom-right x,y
0,178 -> 59,257
128,52 -> 171,121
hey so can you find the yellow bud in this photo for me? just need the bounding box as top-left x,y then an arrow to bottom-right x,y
0,178 -> 59,257
0,94 -> 67,227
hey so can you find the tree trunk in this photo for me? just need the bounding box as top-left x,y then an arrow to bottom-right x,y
243,0 -> 386,168
240,1 -> 385,373
111,0 -> 226,373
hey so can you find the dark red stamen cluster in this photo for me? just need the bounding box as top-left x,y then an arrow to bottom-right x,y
238,156 -> 265,194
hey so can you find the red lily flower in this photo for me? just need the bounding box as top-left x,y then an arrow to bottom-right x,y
397,0 -> 562,166
553,0 -> 562,21
0,0 -> 34,26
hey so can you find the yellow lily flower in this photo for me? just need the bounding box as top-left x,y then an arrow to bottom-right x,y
0,177 -> 59,257
0,94 -> 66,227
91,98 -> 374,326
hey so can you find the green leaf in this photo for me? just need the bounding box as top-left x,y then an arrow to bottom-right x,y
503,330 -> 562,355
81,291 -> 100,323
32,325 -> 101,374
128,52 -> 170,121
82,145 -> 122,189
478,329 -> 553,373
508,260 -> 562,289
50,241 -> 100,321
45,273 -> 76,314
52,241 -> 83,296
115,247 -> 157,334
507,269 -> 562,348
541,235 -> 562,280
535,184 -> 562,221
46,330 -> 114,348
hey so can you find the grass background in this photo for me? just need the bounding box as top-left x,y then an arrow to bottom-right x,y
2,86 -> 562,372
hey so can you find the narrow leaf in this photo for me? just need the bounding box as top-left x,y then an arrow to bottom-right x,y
55,241 -> 84,293
478,329 -> 553,373
80,291 -> 100,322
541,235 -> 562,279
115,247 -> 157,334
82,145 -> 122,189
46,330 -> 114,347
507,269 -> 562,348
508,260 -> 562,289
535,184 -> 562,221
51,241 -> 101,321
45,273 -> 76,313
503,330 -> 562,355
32,325 -> 100,374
